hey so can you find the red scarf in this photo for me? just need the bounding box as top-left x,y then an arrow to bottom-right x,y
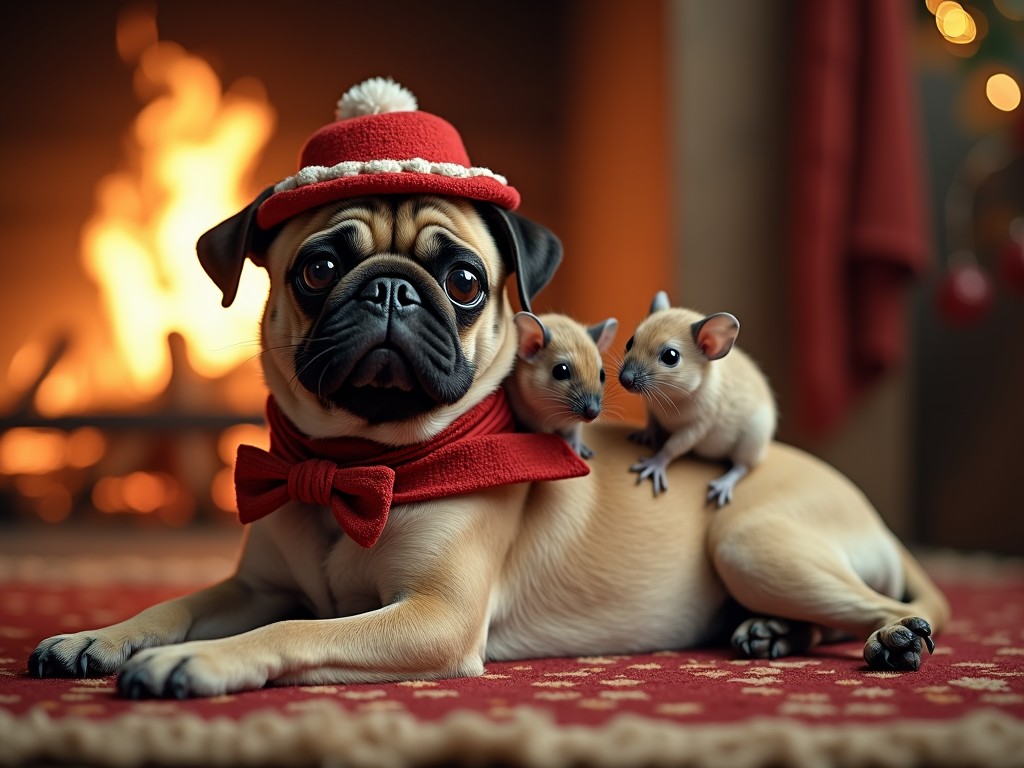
234,388 -> 590,547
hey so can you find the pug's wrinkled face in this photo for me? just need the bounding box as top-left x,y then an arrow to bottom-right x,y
260,195 -> 517,445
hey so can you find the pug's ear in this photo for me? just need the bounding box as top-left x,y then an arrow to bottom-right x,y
475,203 -> 562,314
196,186 -> 277,308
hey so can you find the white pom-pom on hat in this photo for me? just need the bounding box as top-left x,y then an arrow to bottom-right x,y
336,77 -> 418,120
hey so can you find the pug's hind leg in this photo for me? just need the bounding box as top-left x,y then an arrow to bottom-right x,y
710,516 -> 948,671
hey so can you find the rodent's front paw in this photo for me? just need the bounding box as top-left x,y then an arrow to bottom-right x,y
707,476 -> 736,507
564,433 -> 594,460
630,456 -> 669,496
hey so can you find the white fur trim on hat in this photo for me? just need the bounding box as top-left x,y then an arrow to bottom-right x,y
274,159 -> 509,193
336,77 -> 418,120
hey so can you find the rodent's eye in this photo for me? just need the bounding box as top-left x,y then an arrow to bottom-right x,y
445,265 -> 483,307
300,257 -> 340,293
625,336 -> 634,352
599,368 -> 606,384
660,348 -> 681,367
552,363 -> 571,381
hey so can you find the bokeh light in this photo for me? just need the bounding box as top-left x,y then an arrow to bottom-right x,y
985,73 -> 1022,111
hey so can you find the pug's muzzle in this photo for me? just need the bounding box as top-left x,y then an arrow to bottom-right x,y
295,256 -> 474,424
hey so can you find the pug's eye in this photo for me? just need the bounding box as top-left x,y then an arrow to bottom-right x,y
552,363 -> 571,381
300,257 -> 340,293
660,348 -> 680,367
625,336 -> 634,352
445,266 -> 483,307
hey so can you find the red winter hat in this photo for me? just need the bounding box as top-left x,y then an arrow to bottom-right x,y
256,78 -> 520,229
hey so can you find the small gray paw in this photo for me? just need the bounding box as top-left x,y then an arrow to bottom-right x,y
864,616 -> 935,671
707,478 -> 735,507
631,456 -> 668,496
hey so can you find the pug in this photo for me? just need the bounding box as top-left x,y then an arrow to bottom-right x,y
25,192 -> 950,697
28,79 -> 948,696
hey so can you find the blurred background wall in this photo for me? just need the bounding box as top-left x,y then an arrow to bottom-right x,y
1,1 -> 1021,553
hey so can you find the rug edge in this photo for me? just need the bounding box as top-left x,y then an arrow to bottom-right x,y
1,704 -> 1022,768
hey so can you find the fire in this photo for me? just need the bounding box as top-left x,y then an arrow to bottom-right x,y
0,9 -> 277,525
26,7 -> 275,416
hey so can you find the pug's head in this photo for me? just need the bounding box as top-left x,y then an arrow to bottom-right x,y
197,192 -> 561,445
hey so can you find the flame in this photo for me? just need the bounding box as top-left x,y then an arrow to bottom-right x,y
32,8 -> 275,414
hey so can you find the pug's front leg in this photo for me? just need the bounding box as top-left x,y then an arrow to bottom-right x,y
117,592 -> 488,698
29,577 -> 295,679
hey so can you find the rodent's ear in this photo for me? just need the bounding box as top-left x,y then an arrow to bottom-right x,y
588,318 -> 619,354
196,186 -> 277,308
475,204 -> 562,313
649,291 -> 672,315
513,311 -> 549,361
691,312 -> 740,360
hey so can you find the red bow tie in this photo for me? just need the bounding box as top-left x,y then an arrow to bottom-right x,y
234,389 -> 589,547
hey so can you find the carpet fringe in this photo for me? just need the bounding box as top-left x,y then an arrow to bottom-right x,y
1,703 -> 1022,768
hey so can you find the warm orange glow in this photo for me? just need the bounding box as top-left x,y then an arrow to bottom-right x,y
0,429 -> 68,475
218,423 -> 271,464
92,476 -> 124,513
32,9 -> 276,415
92,471 -> 182,515
0,426 -> 106,476
7,340 -> 47,392
986,72 -> 1022,111
34,372 -> 86,418
120,471 -> 169,513
116,3 -> 158,62
211,466 -> 237,512
66,428 -> 107,468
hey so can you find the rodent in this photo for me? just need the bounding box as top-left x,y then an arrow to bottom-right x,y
505,311 -> 618,459
618,291 -> 776,505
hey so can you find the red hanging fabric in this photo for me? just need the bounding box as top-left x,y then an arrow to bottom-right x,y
789,0 -> 931,435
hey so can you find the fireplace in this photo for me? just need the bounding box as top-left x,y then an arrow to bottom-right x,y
0,7 -> 277,528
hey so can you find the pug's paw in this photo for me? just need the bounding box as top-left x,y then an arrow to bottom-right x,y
117,640 -> 268,699
29,631 -> 132,678
864,616 -> 934,671
732,617 -> 814,660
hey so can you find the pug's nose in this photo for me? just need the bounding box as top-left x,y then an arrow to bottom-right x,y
359,277 -> 421,312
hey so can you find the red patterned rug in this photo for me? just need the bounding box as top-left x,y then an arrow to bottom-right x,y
1,552 -> 1022,766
